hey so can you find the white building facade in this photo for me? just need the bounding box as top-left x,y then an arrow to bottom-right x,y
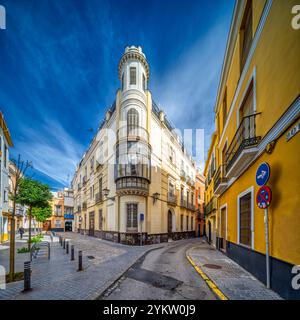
72,46 -> 197,245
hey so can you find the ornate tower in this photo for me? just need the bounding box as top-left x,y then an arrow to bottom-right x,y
115,46 -> 151,205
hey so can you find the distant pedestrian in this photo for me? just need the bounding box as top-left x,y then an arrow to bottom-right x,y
19,227 -> 25,239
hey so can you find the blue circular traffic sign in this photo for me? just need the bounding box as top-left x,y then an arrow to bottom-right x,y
256,162 -> 270,186
256,186 -> 272,209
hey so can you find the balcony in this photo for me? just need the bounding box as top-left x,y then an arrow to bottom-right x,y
115,142 -> 151,196
187,203 -> 196,211
180,198 -> 195,211
116,177 -> 149,196
95,192 -> 103,204
205,197 -> 217,216
180,170 -> 186,180
226,113 -> 261,178
167,193 -> 177,206
214,165 -> 228,195
117,125 -> 149,142
197,210 -> 204,220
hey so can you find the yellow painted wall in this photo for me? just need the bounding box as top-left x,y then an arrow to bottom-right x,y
220,120 -> 300,265
209,0 -> 300,267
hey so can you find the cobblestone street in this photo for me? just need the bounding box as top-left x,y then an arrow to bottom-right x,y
0,232 -> 166,300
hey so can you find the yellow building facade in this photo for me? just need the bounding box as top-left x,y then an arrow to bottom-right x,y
205,0 -> 300,299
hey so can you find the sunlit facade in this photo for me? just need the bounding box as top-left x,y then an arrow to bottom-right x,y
72,46 -> 197,245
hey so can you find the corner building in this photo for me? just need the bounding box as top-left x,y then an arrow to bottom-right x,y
72,46 -> 197,245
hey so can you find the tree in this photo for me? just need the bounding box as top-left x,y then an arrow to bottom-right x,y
8,155 -> 32,282
16,178 -> 52,251
32,205 -> 52,224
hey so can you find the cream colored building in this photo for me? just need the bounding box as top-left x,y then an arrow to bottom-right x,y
72,46 -> 197,245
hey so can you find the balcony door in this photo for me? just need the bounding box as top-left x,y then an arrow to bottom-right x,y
239,84 -> 254,140
127,203 -> 138,233
168,210 -> 173,238
89,212 -> 95,237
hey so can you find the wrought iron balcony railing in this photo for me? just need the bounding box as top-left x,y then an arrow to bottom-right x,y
204,197 -> 217,216
226,113 -> 261,173
116,177 -> 149,194
214,165 -> 228,193
117,125 -> 149,141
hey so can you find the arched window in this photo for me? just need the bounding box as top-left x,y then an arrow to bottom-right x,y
127,108 -> 139,134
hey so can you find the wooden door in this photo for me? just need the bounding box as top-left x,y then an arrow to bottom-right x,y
220,207 -> 227,251
89,212 -> 95,237
168,210 -> 172,237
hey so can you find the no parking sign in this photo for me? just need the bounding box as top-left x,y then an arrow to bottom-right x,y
256,186 -> 272,209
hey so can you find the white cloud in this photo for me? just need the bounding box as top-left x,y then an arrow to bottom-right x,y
16,120 -> 84,185
152,22 -> 229,171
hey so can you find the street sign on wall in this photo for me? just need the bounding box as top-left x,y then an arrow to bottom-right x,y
256,186 -> 272,209
256,162 -> 270,186
140,213 -> 144,221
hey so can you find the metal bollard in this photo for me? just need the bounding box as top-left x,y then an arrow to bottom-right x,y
63,239 -> 66,249
78,251 -> 83,271
66,241 -> 69,254
23,261 -> 31,291
71,245 -> 75,261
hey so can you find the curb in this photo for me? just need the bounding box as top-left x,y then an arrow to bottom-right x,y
186,250 -> 229,301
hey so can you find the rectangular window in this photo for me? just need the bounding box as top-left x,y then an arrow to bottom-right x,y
127,203 -> 138,231
169,182 -> 175,196
99,177 -> 103,198
90,156 -> 94,172
239,192 -> 252,247
186,216 -> 189,231
240,0 -> 253,71
191,217 -> 194,230
130,67 -> 136,85
180,215 -> 183,231
121,72 -> 124,90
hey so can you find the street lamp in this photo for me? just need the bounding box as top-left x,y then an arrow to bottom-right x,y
103,188 -> 115,201
152,192 -> 160,204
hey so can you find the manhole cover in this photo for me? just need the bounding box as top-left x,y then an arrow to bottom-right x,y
203,264 -> 222,269
87,256 -> 95,259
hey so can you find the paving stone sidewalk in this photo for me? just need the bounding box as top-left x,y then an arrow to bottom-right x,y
187,240 -> 282,300
0,232 -> 166,300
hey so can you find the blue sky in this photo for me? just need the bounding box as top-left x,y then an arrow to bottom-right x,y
0,0 -> 235,190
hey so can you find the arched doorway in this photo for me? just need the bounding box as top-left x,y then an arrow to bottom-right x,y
167,210 -> 173,239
